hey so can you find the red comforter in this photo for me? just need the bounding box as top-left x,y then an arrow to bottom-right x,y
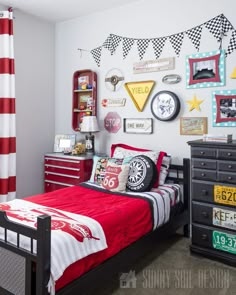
26,183 -> 154,291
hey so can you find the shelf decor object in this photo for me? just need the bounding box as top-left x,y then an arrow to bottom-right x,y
72,70 -> 97,131
80,116 -> 99,153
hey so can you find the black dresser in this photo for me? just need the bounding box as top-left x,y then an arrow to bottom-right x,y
188,139 -> 236,266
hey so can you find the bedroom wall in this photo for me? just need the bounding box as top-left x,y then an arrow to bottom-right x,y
0,6 -> 55,198
54,0 -> 236,164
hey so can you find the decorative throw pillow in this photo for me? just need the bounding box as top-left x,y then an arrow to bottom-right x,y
111,143 -> 166,188
159,155 -> 171,185
101,162 -> 130,192
90,155 -> 131,185
126,155 -> 157,192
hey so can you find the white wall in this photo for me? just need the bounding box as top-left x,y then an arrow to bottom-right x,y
13,10 -> 55,197
55,0 -> 236,164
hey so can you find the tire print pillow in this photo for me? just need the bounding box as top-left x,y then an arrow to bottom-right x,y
127,155 -> 157,192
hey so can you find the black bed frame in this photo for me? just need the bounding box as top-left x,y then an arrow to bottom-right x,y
0,158 -> 190,295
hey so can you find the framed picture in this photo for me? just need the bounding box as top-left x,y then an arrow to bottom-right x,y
53,134 -> 76,153
212,90 -> 236,127
186,50 -> 225,89
123,118 -> 153,134
180,117 -> 207,135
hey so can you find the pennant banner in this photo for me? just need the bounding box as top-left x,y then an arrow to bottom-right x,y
90,14 -> 235,66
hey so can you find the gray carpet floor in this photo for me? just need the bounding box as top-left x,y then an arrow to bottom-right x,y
96,234 -> 236,295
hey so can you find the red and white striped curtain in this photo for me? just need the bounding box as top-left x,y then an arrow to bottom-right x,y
0,9 -> 16,202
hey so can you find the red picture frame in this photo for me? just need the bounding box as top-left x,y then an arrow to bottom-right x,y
188,53 -> 221,85
215,94 -> 236,123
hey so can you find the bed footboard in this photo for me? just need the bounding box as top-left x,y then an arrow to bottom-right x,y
0,211 -> 51,295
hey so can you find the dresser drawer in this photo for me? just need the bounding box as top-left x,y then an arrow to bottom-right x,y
218,160 -> 236,172
192,202 -> 236,231
45,172 -> 80,185
45,164 -> 81,176
218,149 -> 236,161
192,169 -> 217,181
192,158 -> 217,170
218,172 -> 236,184
45,156 -> 81,169
192,147 -> 217,159
192,224 -> 236,255
45,181 -> 71,192
192,202 -> 213,226
192,182 -> 214,203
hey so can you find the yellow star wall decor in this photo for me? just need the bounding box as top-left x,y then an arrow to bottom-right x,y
186,95 -> 204,112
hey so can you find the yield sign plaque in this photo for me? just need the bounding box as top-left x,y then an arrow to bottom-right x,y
124,80 -> 155,112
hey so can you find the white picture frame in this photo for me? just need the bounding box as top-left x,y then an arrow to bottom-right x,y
53,134 -> 76,152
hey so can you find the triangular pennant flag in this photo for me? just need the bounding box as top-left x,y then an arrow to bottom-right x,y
186,26 -> 202,51
226,30 -> 236,56
222,14 -> 234,34
110,34 -> 122,55
124,80 -> 155,112
205,15 -> 222,41
152,37 -> 167,59
103,34 -> 114,53
137,39 -> 150,60
91,46 -> 102,67
123,38 -> 135,59
169,33 -> 184,56
230,67 -> 236,79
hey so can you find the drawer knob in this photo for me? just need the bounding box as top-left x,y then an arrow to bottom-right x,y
201,190 -> 208,196
201,211 -> 209,218
200,151 -> 205,155
201,162 -> 205,166
227,152 -> 232,156
228,165 -> 232,169
201,234 -> 208,241
201,173 -> 206,177
228,176 -> 232,180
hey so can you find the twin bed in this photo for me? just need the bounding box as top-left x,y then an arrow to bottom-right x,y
0,145 -> 190,295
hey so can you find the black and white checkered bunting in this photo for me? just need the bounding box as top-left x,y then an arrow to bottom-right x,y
152,37 -> 167,59
122,38 -> 135,59
226,30 -> 236,56
102,34 -> 113,53
205,15 -> 222,41
91,46 -> 102,67
89,14 -> 235,66
137,39 -> 150,60
169,33 -> 184,56
222,14 -> 234,34
186,26 -> 202,51
110,35 -> 122,55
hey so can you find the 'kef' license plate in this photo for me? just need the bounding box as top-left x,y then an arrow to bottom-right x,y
213,230 -> 236,254
214,185 -> 236,206
213,207 -> 236,230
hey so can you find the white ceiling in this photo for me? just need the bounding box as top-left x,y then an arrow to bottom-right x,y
0,0 -> 140,23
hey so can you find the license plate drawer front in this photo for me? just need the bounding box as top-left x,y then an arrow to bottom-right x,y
214,185 -> 236,207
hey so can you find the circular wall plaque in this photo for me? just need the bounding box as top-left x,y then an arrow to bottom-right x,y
151,91 -> 180,121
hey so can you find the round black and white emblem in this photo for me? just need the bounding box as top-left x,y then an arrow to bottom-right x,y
127,155 -> 157,192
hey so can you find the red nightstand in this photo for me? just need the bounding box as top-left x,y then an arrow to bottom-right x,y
44,153 -> 93,192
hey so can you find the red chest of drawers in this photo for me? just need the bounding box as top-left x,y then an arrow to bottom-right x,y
44,153 -> 93,192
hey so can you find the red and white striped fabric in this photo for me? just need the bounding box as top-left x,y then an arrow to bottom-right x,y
0,9 -> 16,202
